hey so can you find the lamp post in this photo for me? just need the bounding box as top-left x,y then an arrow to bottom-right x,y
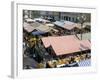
77,15 -> 86,40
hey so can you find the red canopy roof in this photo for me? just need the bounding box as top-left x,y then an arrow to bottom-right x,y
42,35 -> 90,56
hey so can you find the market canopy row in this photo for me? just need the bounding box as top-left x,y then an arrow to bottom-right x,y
54,21 -> 90,30
23,22 -> 52,33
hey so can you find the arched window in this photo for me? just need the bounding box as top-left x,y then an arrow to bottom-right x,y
64,16 -> 66,20
66,16 -> 68,21
72,17 -> 74,22
69,17 -> 71,21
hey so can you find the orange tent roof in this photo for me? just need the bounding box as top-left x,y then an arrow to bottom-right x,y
42,35 -> 90,56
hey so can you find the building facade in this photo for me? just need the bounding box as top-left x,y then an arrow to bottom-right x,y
23,10 -> 91,23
